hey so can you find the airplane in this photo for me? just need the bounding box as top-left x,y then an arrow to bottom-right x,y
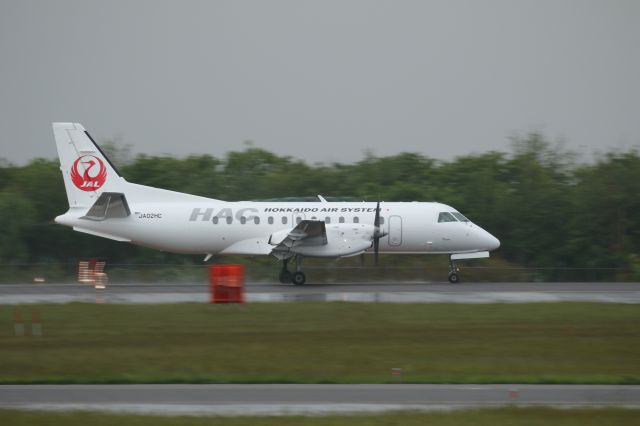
52,122 -> 500,284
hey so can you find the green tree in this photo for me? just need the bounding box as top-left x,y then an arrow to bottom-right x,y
0,191 -> 35,262
498,133 -> 575,267
568,151 -> 640,268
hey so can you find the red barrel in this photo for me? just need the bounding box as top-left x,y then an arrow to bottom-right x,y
209,264 -> 245,303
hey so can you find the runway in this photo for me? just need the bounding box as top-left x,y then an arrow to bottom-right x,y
1,282 -> 639,304
1,384 -> 639,415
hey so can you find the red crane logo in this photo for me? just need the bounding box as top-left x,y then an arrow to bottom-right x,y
70,155 -> 107,191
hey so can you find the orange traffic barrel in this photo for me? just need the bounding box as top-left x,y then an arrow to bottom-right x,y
209,264 -> 245,303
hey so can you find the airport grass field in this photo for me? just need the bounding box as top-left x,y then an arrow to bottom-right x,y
1,407 -> 639,426
1,302 -> 639,384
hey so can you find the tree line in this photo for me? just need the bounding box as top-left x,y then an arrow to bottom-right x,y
0,133 -> 639,278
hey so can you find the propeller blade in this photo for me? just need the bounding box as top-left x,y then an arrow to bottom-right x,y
374,236 -> 379,266
374,198 -> 381,265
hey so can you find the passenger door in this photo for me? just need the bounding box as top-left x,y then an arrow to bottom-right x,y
387,215 -> 402,246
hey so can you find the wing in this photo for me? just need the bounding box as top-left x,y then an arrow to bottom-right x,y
270,220 -> 327,259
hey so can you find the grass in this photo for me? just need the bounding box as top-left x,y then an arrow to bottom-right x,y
1,408 -> 639,426
1,302 -> 639,384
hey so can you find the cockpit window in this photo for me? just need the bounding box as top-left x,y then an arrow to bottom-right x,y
451,212 -> 469,222
438,212 -> 457,223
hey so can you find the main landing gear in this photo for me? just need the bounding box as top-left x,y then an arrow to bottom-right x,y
448,258 -> 460,284
279,255 -> 306,285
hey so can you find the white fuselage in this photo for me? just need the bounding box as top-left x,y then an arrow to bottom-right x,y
56,200 -> 500,257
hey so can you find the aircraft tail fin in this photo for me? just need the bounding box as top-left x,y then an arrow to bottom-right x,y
52,122 -> 127,208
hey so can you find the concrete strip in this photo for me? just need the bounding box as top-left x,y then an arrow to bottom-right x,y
1,282 -> 640,304
1,384 -> 639,416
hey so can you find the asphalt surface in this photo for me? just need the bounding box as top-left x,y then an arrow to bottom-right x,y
3,281 -> 639,293
1,282 -> 639,304
1,384 -> 639,415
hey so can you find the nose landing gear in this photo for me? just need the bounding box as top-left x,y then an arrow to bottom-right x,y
448,258 -> 460,284
446,252 -> 491,283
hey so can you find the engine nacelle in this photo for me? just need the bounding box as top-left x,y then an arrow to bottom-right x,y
291,223 -> 375,258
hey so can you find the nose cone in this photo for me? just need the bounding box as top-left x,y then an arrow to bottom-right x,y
486,232 -> 500,251
468,226 -> 500,252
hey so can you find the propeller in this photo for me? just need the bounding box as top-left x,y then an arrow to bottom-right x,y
372,199 -> 387,265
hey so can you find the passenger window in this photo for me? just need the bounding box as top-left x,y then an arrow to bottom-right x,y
268,216 -> 274,224
254,217 -> 260,224
325,217 -> 331,224
240,217 -> 246,224
339,217 -> 345,223
379,217 -> 385,225
438,212 -> 457,223
212,217 -> 218,224
353,217 -> 359,223
296,217 -> 302,224
226,217 -> 232,224
282,217 -> 287,224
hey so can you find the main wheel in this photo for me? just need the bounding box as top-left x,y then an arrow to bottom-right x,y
448,272 -> 460,284
291,271 -> 306,285
279,270 -> 292,284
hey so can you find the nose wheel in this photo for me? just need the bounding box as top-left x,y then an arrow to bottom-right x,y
448,258 -> 460,283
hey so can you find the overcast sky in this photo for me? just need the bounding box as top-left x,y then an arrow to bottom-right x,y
1,0 -> 639,165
